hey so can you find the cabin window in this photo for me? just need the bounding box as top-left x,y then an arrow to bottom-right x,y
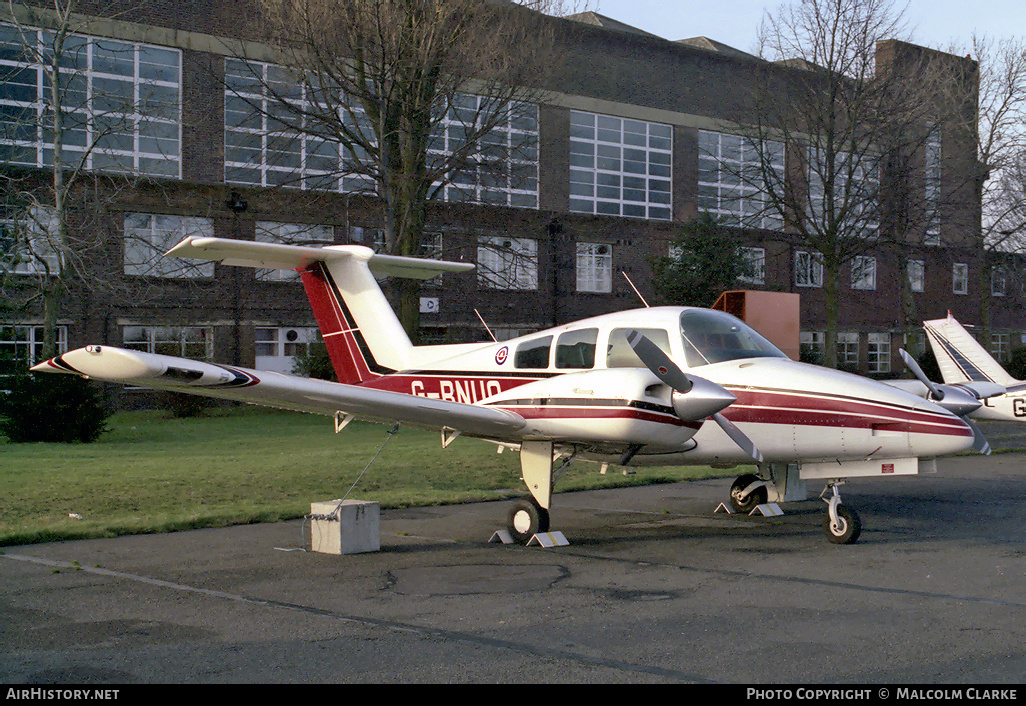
555,328 -> 598,369
679,309 -> 786,367
606,328 -> 671,368
514,336 -> 552,369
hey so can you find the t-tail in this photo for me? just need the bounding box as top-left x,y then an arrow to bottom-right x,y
165,237 -> 474,384
923,313 -> 1019,387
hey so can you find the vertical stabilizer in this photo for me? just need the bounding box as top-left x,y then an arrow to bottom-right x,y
923,314 -> 1018,386
301,254 -> 411,383
163,237 -> 474,385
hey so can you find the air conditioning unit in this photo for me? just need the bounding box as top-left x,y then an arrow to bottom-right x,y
420,297 -> 439,314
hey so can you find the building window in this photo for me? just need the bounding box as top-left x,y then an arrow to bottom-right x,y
569,111 -> 672,220
0,207 -> 60,275
992,333 -> 1010,363
0,324 -> 67,366
924,129 -> 941,246
795,250 -> 822,287
255,222 -> 334,281
123,214 -> 214,278
477,236 -> 537,290
837,332 -> 859,369
800,330 -> 824,364
348,226 -> 386,252
0,25 -> 181,178
224,58 -> 360,192
992,268 -> 1006,297
907,259 -> 924,293
254,326 -> 319,374
226,60 -> 539,207
806,147 -> 879,238
851,256 -> 876,290
698,131 -> 784,230
122,325 -> 212,360
740,247 -> 766,285
439,96 -> 539,209
576,242 -> 612,293
867,332 -> 890,374
953,263 -> 968,295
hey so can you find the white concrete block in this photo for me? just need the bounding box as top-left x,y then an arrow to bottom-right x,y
309,499 -> 380,555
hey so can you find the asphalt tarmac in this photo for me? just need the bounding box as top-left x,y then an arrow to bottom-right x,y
2,421 -> 1025,685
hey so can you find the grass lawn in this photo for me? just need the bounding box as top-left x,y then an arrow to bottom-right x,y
0,406 -> 740,546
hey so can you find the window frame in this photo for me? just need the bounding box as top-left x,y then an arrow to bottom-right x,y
0,25 -> 182,178
476,236 -> 538,291
569,110 -> 672,220
795,250 -> 823,288
575,242 -> 612,293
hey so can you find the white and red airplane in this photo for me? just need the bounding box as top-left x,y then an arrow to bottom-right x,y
32,238 -> 986,544
921,313 -> 1026,422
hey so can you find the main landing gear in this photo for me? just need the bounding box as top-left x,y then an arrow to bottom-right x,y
503,440 -> 561,545
728,469 -> 863,545
507,497 -> 550,544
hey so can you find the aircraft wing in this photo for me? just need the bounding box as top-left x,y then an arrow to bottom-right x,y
31,346 -> 526,439
884,378 -> 1007,401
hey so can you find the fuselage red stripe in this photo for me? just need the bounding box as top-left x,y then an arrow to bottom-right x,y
356,372 -> 970,437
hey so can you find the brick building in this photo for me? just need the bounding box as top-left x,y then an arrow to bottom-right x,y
1,2 -> 1021,397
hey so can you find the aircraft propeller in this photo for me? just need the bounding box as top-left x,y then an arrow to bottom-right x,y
627,330 -> 764,462
899,348 -> 990,454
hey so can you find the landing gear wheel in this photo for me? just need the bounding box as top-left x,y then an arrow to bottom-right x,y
823,504 -> 862,544
729,474 -> 768,514
508,499 -> 550,544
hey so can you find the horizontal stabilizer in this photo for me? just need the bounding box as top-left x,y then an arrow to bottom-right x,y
166,237 -> 475,279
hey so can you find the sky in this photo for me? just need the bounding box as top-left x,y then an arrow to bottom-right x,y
590,0 -> 1025,55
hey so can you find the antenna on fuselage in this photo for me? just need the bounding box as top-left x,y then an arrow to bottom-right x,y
475,309 -> 498,342
621,271 -> 650,308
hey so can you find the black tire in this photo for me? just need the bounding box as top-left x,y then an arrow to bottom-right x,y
823,504 -> 862,544
729,474 -> 768,514
507,499 -> 550,543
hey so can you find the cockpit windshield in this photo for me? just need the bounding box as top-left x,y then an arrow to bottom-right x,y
679,309 -> 787,367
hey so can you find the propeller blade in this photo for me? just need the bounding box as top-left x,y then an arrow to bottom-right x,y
899,349 -> 988,452
899,348 -> 944,400
626,330 -> 692,392
712,412 -> 764,463
964,417 -> 992,455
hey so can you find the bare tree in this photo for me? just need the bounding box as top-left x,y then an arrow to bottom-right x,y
0,0 -> 186,360
735,0 -> 968,367
957,35 -> 1026,338
224,0 -> 570,340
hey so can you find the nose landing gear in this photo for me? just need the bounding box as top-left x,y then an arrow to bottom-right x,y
821,482 -> 862,544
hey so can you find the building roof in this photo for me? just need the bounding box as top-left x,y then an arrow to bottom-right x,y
565,11 -> 662,38
675,36 -> 757,60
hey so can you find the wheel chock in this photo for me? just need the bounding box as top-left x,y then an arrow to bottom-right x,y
489,530 -> 514,544
715,503 -> 734,514
527,531 -> 569,547
750,503 -> 783,517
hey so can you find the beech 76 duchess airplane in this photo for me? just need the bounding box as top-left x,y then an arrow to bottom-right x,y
922,314 -> 1026,422
33,238 -> 985,545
